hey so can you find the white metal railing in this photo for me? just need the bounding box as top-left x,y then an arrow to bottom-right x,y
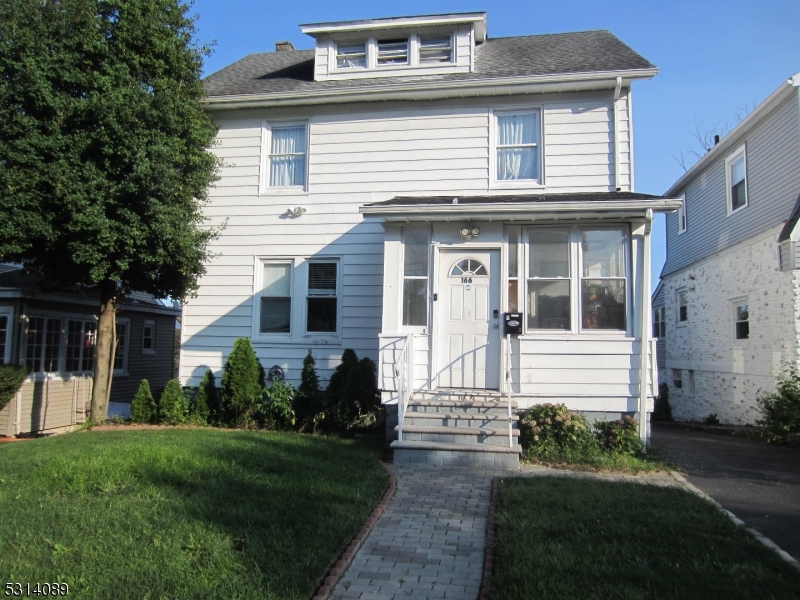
395,333 -> 415,443
505,333 -> 513,448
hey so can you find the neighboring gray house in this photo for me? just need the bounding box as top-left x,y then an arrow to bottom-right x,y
181,12 -> 681,466
657,71 -> 800,424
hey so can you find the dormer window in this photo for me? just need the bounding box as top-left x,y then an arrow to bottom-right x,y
419,36 -> 452,63
336,42 -> 366,68
377,38 -> 409,65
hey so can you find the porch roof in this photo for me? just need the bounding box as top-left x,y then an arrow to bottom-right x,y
360,191 -> 682,221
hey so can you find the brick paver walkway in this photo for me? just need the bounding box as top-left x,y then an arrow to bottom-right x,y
330,464 -> 681,600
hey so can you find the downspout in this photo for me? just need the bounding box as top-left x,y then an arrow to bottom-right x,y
613,76 -> 622,191
638,209 -> 653,443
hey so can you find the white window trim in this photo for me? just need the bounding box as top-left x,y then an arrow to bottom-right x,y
252,256 -> 343,344
333,39 -> 368,70
0,306 -> 14,365
490,106 -> 545,189
114,317 -> 131,376
677,193 -> 687,234
64,317 -> 98,374
676,288 -> 689,326
142,319 -> 156,355
725,143 -> 748,216
521,225 -> 631,337
253,258 -> 295,342
259,119 -> 310,195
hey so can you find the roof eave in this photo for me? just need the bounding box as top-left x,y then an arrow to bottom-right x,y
360,198 -> 683,220
664,74 -> 800,197
300,12 -> 488,42
203,68 -> 658,110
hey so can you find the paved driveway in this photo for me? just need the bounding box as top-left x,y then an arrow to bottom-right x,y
651,426 -> 800,560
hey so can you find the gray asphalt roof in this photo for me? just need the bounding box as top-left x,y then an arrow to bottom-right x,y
365,192 -> 671,207
203,30 -> 655,98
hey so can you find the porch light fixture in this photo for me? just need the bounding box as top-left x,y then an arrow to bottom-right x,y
287,206 -> 306,217
460,225 -> 480,239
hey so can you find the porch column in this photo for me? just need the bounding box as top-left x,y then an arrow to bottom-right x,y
638,209 -> 653,443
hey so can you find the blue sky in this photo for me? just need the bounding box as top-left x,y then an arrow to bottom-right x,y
191,0 -> 800,291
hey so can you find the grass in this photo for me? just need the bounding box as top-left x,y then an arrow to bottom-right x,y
0,429 -> 388,599
491,476 -> 800,600
521,447 -> 672,474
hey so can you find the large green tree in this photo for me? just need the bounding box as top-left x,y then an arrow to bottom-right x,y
0,0 -> 219,419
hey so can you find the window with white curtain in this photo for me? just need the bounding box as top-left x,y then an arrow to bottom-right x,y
494,110 -> 541,184
267,124 -> 307,189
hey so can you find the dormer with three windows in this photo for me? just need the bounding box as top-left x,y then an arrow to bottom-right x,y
301,12 -> 486,81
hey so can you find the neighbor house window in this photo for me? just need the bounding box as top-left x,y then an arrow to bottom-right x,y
66,319 -> 96,372
114,320 -> 129,373
677,290 -> 688,322
25,317 -> 62,373
688,370 -> 695,394
403,229 -> 429,327
260,262 -> 292,334
726,144 -> 747,214
507,227 -> 520,312
677,194 -> 687,234
0,309 -> 11,365
419,36 -> 452,63
377,38 -> 408,65
307,261 -> 338,333
336,42 -> 367,68
672,369 -> 683,389
495,110 -> 541,184
580,229 -> 627,331
142,319 -> 156,354
734,304 -> 749,340
653,306 -> 666,338
266,123 -> 307,189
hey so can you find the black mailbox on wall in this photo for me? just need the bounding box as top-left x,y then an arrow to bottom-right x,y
503,313 -> 523,335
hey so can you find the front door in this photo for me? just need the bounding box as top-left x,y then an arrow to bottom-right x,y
436,249 -> 501,389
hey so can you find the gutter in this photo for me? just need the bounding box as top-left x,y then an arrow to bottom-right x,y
613,76 -> 622,191
203,68 -> 659,110
360,198 -> 683,217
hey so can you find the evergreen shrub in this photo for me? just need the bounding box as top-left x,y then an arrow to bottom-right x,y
221,337 -> 263,426
296,350 -> 322,425
194,369 -> 217,420
159,379 -> 189,425
130,379 -> 156,423
757,367 -> 800,442
0,364 -> 28,412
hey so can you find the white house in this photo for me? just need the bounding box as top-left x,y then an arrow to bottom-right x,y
655,72 -> 800,425
181,12 -> 681,466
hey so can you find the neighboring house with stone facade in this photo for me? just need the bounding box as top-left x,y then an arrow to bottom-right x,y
182,12 -> 682,466
0,264 -> 180,435
656,72 -> 800,425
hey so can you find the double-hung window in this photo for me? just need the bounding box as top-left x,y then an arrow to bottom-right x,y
336,42 -> 367,68
142,319 -> 156,354
726,144 -> 747,214
307,262 -> 338,333
734,303 -> 749,340
265,123 -> 307,190
260,262 -> 292,335
525,227 -> 629,334
677,290 -> 689,323
403,229 -> 429,327
494,110 -> 541,184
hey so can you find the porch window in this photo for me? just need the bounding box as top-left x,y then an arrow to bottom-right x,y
580,229 -> 627,331
0,310 -> 10,365
507,227 -> 520,312
25,317 -> 62,373
66,319 -> 96,372
403,229 -> 429,327
114,320 -> 130,373
527,229 -> 571,330
307,261 -> 338,333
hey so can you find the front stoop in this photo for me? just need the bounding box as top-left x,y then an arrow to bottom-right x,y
391,394 -> 522,469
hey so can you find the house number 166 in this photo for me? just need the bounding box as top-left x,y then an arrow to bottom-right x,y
461,277 -> 473,283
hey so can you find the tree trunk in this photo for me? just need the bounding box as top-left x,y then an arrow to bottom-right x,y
91,282 -> 118,420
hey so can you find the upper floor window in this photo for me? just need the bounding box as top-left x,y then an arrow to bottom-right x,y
419,36 -> 452,63
734,303 -> 749,340
336,42 -> 366,68
264,123 -> 307,190
26,317 -> 62,373
494,110 -> 541,185
677,290 -> 688,323
725,144 -> 747,214
377,38 -> 408,65
677,194 -> 687,234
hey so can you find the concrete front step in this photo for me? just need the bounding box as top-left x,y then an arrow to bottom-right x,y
391,440 -> 522,469
413,389 -> 506,403
404,412 -> 518,428
397,424 -> 519,446
406,399 -> 517,417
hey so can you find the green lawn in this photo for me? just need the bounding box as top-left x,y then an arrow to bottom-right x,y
0,429 -> 388,599
491,476 -> 800,600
